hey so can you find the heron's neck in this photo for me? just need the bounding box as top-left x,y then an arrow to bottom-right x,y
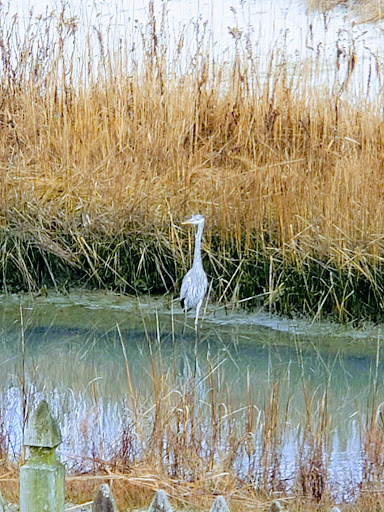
193,222 -> 204,268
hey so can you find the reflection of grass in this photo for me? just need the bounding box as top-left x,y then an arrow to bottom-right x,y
1,315 -> 384,509
0,5 -> 383,321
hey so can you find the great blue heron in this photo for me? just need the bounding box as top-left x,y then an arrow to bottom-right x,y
180,214 -> 208,331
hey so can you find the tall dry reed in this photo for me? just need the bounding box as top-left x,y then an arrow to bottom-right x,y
0,2 -> 384,319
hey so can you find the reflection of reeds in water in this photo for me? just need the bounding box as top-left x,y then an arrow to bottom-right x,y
0,3 -> 383,321
1,316 -> 384,510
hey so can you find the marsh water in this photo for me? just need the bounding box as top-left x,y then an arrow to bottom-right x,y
1,291 -> 383,497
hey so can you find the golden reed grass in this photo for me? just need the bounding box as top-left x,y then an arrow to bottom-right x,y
308,0 -> 384,22
0,2 -> 384,320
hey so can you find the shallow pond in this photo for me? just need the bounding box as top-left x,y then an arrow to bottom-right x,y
0,291 -> 383,499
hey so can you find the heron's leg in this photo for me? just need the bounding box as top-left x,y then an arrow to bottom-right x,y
183,307 -> 187,336
194,299 -> 203,332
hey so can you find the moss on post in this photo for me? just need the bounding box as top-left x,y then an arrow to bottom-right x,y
20,400 -> 65,512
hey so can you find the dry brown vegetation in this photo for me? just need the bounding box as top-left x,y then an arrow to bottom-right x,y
0,2 -> 384,320
307,0 -> 384,21
2,4 -> 384,509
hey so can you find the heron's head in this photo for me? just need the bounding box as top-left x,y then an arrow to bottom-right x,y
182,214 -> 205,226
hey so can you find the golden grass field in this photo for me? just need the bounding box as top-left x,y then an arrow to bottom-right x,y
1,2 -> 384,318
1,1 -> 384,321
1,0 -> 384,499
1,2 -> 384,508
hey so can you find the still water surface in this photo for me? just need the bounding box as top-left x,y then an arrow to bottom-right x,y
0,291 -> 383,497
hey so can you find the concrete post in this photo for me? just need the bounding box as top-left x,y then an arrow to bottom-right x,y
19,400 -> 65,512
148,490 -> 172,512
92,484 -> 119,512
0,490 -> 6,512
269,501 -> 284,512
209,496 -> 230,512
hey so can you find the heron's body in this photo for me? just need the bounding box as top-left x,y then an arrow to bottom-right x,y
180,215 -> 208,330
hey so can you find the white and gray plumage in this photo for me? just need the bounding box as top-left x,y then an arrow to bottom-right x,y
180,214 -> 208,331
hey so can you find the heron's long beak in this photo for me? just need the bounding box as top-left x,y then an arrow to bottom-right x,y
181,218 -> 194,225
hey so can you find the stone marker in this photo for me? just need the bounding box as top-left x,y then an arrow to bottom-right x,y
148,490 -> 172,512
0,490 -> 6,512
19,400 -> 65,512
209,496 -> 230,512
92,484 -> 119,512
269,501 -> 284,512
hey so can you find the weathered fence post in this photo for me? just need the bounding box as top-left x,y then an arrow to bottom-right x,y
269,501 -> 284,512
209,496 -> 230,512
19,400 -> 65,512
0,490 -> 6,512
92,484 -> 119,512
148,490 -> 172,512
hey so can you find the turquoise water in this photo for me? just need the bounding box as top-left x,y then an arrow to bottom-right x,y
0,291 -> 383,498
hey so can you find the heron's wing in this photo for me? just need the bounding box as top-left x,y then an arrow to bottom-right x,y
180,269 -> 207,311
180,269 -> 193,301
